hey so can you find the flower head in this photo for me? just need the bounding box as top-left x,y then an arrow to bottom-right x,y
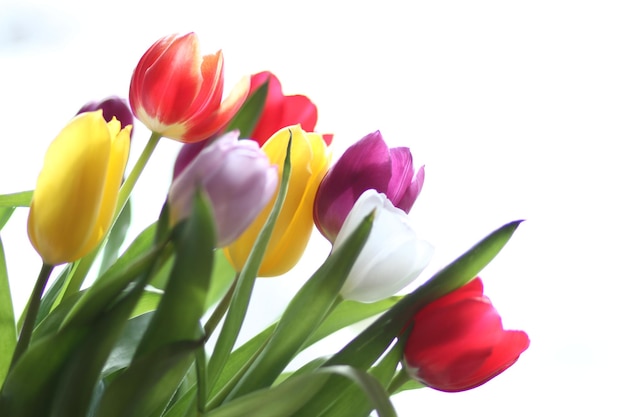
224,125 -> 331,276
77,96 -> 134,137
129,32 -> 249,143
314,130 -> 424,242
334,190 -> 433,303
168,131 -> 278,247
247,71 -> 332,146
28,111 -> 131,265
403,278 -> 530,392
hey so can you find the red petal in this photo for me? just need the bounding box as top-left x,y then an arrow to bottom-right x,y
182,75 -> 250,142
139,33 -> 203,125
183,51 -> 225,121
281,95 -> 318,132
249,72 -> 286,144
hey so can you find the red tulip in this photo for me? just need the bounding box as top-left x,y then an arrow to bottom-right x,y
403,278 -> 529,392
129,33 -> 249,143
248,71 -> 332,146
314,130 -> 424,242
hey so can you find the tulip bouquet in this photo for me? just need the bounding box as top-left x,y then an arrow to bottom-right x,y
0,33 -> 529,417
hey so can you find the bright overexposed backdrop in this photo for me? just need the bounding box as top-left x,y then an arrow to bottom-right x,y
1,0 -> 625,415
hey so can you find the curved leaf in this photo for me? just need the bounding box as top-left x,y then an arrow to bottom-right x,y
0,237 -> 15,385
0,191 -> 32,208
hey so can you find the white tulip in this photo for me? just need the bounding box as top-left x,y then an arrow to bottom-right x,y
333,189 -> 434,303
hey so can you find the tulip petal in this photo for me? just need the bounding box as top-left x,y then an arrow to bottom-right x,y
182,75 -> 250,142
404,278 -> 530,392
262,131 -> 330,275
249,72 -> 286,143
336,190 -> 433,302
139,33 -> 203,125
281,95 -> 318,132
74,121 -> 131,260
28,112 -> 111,264
314,131 -> 392,241
169,132 -> 277,247
224,125 -> 330,276
388,147 -> 424,213
396,164 -> 425,213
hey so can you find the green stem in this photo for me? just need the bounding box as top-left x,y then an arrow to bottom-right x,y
387,370 -> 411,394
10,263 -> 54,369
61,132 -> 162,301
115,132 -> 162,216
203,274 -> 238,340
195,346 -> 208,414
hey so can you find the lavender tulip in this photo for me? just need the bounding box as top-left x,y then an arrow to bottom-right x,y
168,131 -> 278,247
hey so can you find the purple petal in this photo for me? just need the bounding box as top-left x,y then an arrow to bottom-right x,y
396,164 -> 425,213
173,139 -> 211,179
314,131 -> 392,240
387,147 -> 414,206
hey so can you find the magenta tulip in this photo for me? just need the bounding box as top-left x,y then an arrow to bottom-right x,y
168,131 -> 278,247
314,130 -> 424,242
403,278 -> 530,392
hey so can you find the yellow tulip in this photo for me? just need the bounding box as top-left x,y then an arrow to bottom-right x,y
27,111 -> 131,265
224,125 -> 331,276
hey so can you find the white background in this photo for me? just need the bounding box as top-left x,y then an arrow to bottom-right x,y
1,0 -> 625,416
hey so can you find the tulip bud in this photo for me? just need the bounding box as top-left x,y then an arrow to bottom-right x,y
28,111 -> 131,265
224,125 -> 331,276
403,278 -> 530,392
77,96 -> 134,136
334,190 -> 433,303
314,130 -> 424,242
129,32 -> 250,143
168,131 -> 278,247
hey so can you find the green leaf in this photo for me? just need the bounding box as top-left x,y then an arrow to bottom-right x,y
391,377 -> 424,394
290,220 -> 523,417
0,326 -> 88,417
0,207 -> 15,231
308,296 -> 401,346
95,191 -> 216,417
93,340 -> 200,417
314,336 -> 407,417
61,223 -> 159,328
30,290 -> 83,343
33,263 -> 74,329
99,197 -> 132,274
208,325 -> 274,399
162,387 -> 196,417
48,281 -> 150,417
225,210 -> 374,400
129,289 -> 162,319
203,135 -> 292,399
208,296 -> 399,401
204,249 -> 236,311
324,220 -> 523,370
0,235 -> 165,417
133,191 -> 216,357
100,311 -> 152,379
205,366 -> 397,417
0,237 -> 15,385
225,80 -> 269,138
0,191 -> 32,208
